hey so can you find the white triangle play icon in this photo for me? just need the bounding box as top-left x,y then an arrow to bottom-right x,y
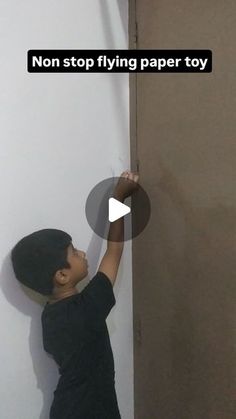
108,198 -> 131,222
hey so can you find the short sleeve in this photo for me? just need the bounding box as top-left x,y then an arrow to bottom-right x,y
80,271 -> 116,328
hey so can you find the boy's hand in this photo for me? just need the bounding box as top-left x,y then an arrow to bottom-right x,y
113,170 -> 140,201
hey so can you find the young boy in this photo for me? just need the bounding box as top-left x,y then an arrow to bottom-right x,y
11,170 -> 139,419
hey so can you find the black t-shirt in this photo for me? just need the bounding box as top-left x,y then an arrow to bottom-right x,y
41,271 -> 121,419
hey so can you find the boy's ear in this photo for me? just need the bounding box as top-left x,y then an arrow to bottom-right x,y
54,269 -> 69,285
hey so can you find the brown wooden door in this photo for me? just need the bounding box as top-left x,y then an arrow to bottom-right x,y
129,1 -> 236,418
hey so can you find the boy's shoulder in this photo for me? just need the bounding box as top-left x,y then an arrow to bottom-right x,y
42,271 -> 114,313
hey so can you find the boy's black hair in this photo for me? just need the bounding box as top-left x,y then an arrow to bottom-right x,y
10,228 -> 72,296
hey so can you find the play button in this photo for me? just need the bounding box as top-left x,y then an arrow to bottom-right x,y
108,198 -> 130,222
85,175 -> 151,242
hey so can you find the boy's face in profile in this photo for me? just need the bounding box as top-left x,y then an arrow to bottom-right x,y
49,243 -> 88,302
67,243 -> 88,284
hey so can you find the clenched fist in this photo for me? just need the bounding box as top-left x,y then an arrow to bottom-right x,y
114,170 -> 139,200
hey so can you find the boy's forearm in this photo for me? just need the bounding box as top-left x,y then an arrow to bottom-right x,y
107,192 -> 124,251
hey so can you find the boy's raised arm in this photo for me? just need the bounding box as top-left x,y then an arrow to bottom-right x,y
98,171 -> 139,286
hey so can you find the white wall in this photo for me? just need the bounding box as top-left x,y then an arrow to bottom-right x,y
0,1 -> 133,418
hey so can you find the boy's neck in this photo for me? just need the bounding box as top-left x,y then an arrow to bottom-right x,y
48,288 -> 78,304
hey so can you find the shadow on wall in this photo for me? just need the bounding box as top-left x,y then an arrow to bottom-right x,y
99,0 -> 129,143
